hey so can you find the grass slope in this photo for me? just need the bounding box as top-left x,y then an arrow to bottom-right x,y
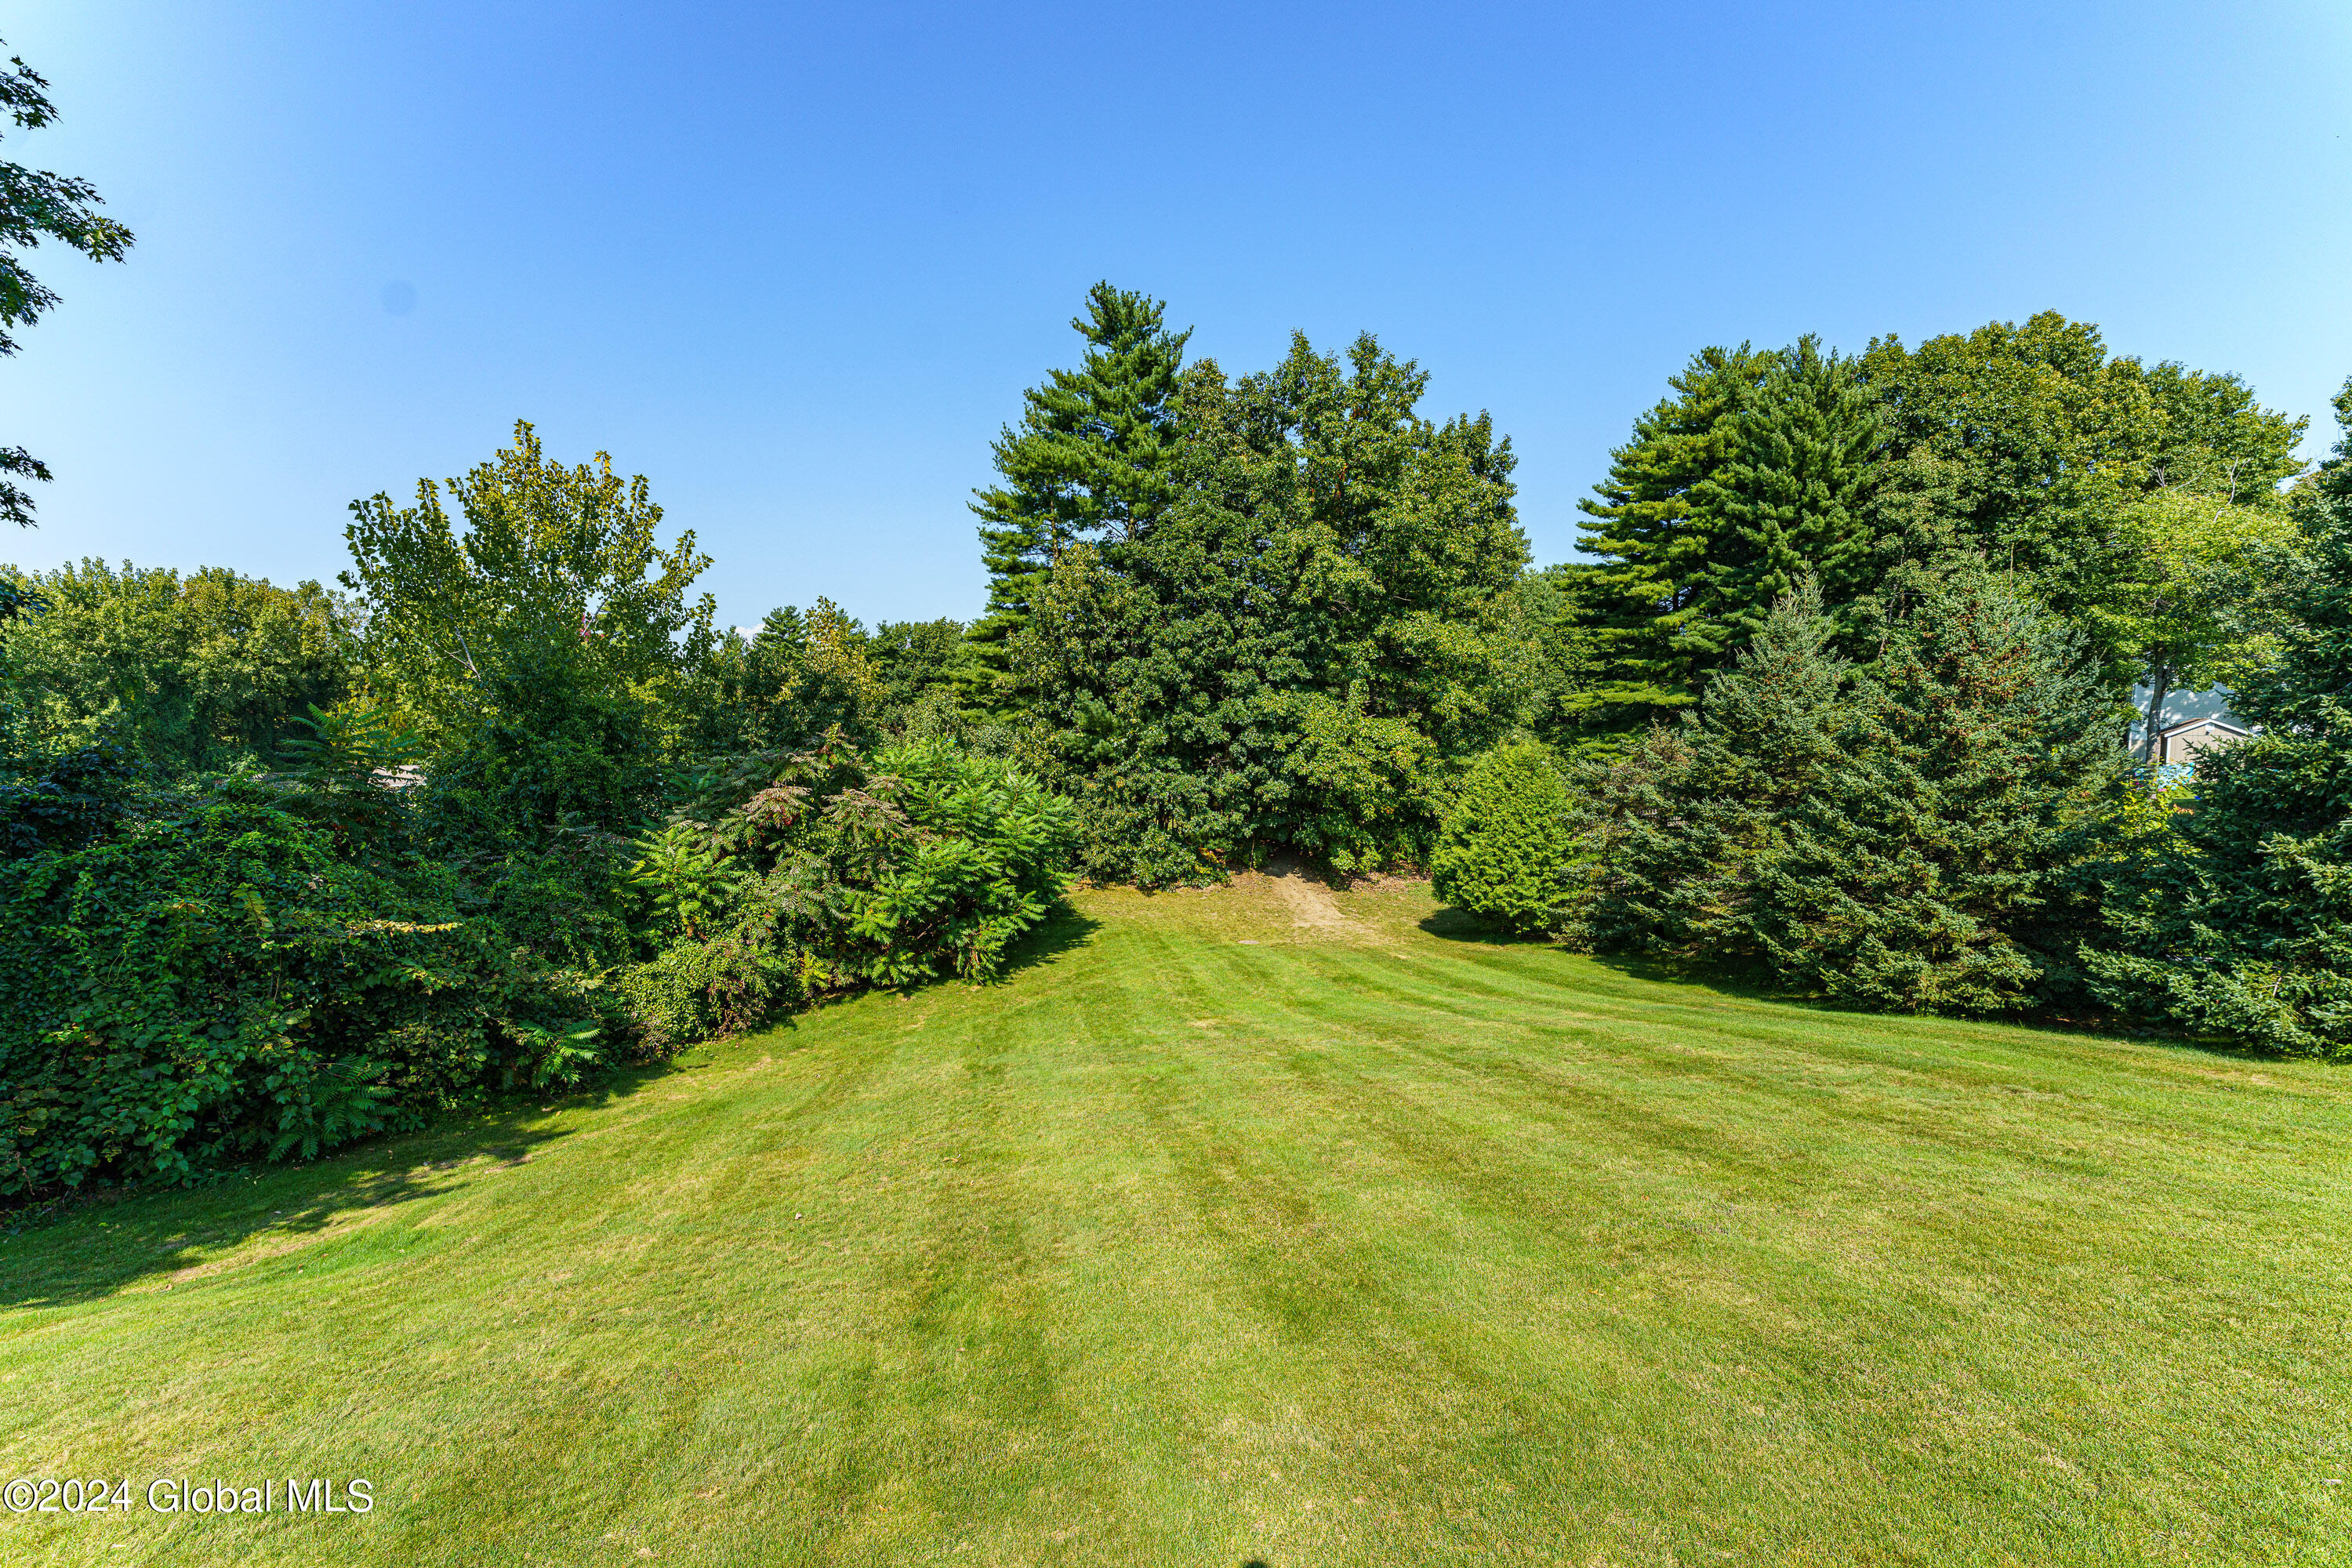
3,876 -> 2350,1566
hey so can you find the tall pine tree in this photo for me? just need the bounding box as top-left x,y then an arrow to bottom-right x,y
1573,344 -> 1773,724
967,283 -> 1189,707
1572,339 -> 1880,725
1684,336 -> 1883,659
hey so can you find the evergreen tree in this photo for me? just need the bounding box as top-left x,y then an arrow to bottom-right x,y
1572,339 -> 1878,725
1578,569 -> 2125,1014
1015,333 -> 1529,883
1685,337 -> 1883,659
1572,585 -> 1850,958
1577,314 -> 2304,736
967,282 -> 1189,706
2083,465 -> 2352,1057
1431,741 -> 1580,933
1572,344 -> 1773,723
1755,563 -> 2126,1012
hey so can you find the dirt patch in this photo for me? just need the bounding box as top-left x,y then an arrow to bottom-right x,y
1268,870 -> 1351,930
1244,855 -> 1357,933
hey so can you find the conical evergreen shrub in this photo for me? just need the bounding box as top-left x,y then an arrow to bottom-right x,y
1431,742 -> 1579,933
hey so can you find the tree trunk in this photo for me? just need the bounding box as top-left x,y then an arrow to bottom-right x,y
2140,662 -> 2172,765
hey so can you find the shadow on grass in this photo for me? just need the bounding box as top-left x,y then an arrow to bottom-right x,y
1,916 -> 1110,1307
1555,933 -> 2299,1065
0,1059 -> 677,1309
992,903 -> 1104,980
1415,903 -> 1562,948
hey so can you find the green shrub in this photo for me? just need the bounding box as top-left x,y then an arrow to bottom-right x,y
0,782 -> 624,1195
613,739 -> 1080,1051
615,939 -> 728,1051
1430,742 -> 1578,933
822,741 -> 1081,985
615,908 -> 803,1052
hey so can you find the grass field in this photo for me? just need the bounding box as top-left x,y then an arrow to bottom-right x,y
2,873 -> 2350,1566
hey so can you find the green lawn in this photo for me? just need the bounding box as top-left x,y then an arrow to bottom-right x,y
4,875 -> 2350,1566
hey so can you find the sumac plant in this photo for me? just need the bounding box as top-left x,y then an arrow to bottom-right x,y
614,740 -> 1080,1044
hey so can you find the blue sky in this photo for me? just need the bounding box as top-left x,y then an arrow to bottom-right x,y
4,1 -> 2350,628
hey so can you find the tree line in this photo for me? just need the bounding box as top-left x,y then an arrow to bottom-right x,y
5,280 -> 2351,1199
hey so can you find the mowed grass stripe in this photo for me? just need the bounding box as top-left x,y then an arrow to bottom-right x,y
2,877 -> 2350,1565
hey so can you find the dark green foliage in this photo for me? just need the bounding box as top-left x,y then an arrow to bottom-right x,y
1497,564 -> 1602,752
1577,314 -> 2307,734
2310,376 -> 2352,507
815,741 -> 1079,987
0,733 -> 142,856
615,739 -> 1079,1044
1430,742 -> 1578,933
422,653 -> 660,840
681,601 -> 886,754
2081,492 -> 2352,1056
1573,344 -> 1775,723
866,617 -> 978,725
273,700 -> 425,862
680,601 -> 993,760
1686,338 -> 1884,658
0,561 -> 353,774
463,835 -> 638,974
615,920 -> 801,1054
1864,313 -> 2305,575
1572,590 -> 1850,960
969,284 -> 1190,707
0,781 -> 625,1195
1751,568 -> 2129,1011
338,426 -> 721,971
401,658 -> 652,974
1572,339 -> 1879,720
1018,333 -> 1530,884
1580,572 -> 2127,1012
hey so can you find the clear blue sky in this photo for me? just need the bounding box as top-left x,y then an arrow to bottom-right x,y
5,1 -> 2350,628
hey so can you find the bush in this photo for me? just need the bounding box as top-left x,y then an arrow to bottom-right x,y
1431,741 -> 1578,933
0,781 -> 625,1195
615,906 -> 804,1052
819,740 -> 1081,986
0,735 -> 146,857
614,739 -> 1081,1049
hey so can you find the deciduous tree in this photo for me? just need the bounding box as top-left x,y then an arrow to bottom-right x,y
0,45 -> 133,528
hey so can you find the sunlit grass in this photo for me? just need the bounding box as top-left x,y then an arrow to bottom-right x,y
3,876 -> 2348,1565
